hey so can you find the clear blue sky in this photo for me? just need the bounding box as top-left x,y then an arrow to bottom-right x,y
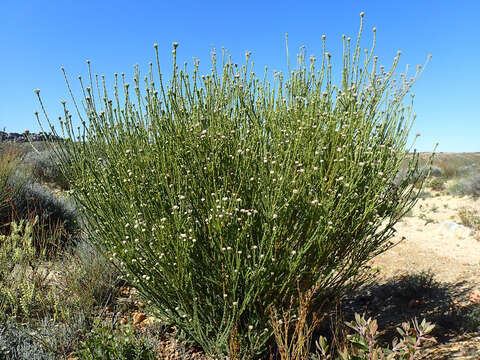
1,0 -> 478,152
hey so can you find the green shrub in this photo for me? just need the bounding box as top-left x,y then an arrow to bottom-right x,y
457,208 -> 480,232
38,14 -> 431,358
428,177 -> 445,191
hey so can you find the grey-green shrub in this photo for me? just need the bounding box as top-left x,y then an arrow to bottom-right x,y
23,149 -> 70,189
0,321 -> 54,360
57,239 -> 122,315
2,174 -> 78,255
38,14 -> 430,358
450,173 -> 480,197
10,181 -> 77,229
428,177 -> 445,191
422,165 -> 443,178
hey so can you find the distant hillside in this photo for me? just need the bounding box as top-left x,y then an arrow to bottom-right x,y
0,131 -> 61,143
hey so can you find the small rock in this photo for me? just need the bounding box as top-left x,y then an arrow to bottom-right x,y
468,289 -> 480,304
132,311 -> 146,325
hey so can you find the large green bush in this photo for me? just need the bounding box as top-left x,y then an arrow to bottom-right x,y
37,15 -> 430,358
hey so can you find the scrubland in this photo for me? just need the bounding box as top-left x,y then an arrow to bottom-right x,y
1,14 -> 479,359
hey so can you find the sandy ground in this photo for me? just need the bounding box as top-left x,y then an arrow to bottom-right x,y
374,193 -> 480,284
366,192 -> 480,359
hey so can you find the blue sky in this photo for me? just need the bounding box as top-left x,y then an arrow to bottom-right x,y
1,0 -> 478,152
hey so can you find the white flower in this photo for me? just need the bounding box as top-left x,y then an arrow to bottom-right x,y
292,189 -> 299,194
248,325 -> 254,330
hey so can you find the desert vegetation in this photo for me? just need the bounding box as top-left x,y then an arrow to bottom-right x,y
1,13 -> 478,359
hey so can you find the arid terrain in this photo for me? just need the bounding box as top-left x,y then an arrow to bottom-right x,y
347,187 -> 480,359
1,146 -> 480,359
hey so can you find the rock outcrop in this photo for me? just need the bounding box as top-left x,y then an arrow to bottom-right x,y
0,131 -> 61,142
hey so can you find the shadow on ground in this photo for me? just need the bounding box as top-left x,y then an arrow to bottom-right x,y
324,270 -> 480,357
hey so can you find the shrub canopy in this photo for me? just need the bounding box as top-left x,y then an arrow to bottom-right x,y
37,15 -> 430,358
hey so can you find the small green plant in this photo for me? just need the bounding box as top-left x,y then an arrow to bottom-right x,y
6,180 -> 78,258
458,208 -> 480,232
75,321 -> 156,360
428,177 -> 445,192
417,213 -> 435,225
313,314 -> 436,359
0,218 -> 52,321
38,13 -> 432,358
